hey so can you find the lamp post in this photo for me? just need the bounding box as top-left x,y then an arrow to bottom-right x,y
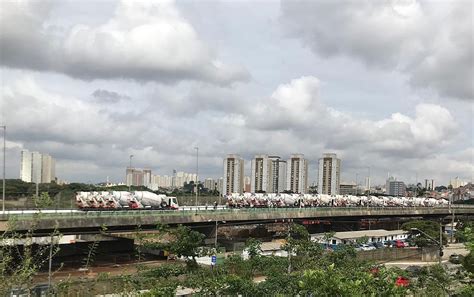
355,172 -> 359,196
449,195 -> 455,243
128,154 -> 133,191
194,147 -> 199,207
410,227 -> 443,265
1,125 -> 5,213
366,166 -> 371,197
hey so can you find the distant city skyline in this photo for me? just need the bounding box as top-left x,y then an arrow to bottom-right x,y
1,1 -> 472,186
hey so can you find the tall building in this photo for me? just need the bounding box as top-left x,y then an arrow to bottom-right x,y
31,151 -> 43,184
244,176 -> 251,193
41,154 -> 55,183
286,154 -> 308,194
318,153 -> 341,195
143,169 -> 152,187
339,182 -> 357,195
269,156 -> 286,193
251,155 -> 270,193
20,150 -> 32,182
223,154 -> 244,195
424,179 -> 435,190
216,177 -> 224,195
204,178 -> 218,191
250,155 -> 287,193
126,168 -> 145,186
450,177 -> 466,189
386,176 -> 406,196
20,150 -> 56,183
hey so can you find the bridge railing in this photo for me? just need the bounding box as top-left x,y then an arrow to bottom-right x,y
0,205 -> 473,220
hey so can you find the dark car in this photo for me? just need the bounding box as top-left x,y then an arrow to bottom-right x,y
405,265 -> 422,274
449,254 -> 464,264
374,242 -> 385,249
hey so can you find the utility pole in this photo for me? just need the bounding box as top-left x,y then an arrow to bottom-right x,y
287,219 -> 292,274
215,219 -> 218,250
48,233 -> 54,292
450,195 -> 455,243
410,227 -> 443,266
366,167 -> 371,196
439,220 -> 443,265
1,125 -> 5,213
355,172 -> 358,196
195,146 -> 199,207
128,155 -> 133,192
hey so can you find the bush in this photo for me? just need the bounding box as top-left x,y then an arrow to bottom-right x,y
462,252 -> 474,273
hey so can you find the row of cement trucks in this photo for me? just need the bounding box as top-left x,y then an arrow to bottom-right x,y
76,191 -> 179,210
225,193 -> 449,208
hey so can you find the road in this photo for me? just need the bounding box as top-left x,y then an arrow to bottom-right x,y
383,243 -> 469,269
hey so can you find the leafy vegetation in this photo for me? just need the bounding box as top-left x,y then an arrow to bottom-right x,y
402,220 -> 446,247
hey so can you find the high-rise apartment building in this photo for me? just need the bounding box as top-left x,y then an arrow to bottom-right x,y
251,155 -> 270,193
244,176 -> 251,193
20,150 -> 32,182
424,179 -> 435,190
223,154 -> 244,195
318,153 -> 341,195
126,168 -> 144,186
386,176 -> 406,196
286,154 -> 308,194
269,156 -> 286,193
20,150 -> 56,183
250,155 -> 287,193
143,169 -> 152,187
41,154 -> 55,183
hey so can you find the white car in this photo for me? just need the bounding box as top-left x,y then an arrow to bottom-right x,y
360,244 -> 376,251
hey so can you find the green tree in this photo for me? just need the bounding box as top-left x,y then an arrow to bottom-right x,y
167,225 -> 206,268
460,226 -> 474,273
244,237 -> 262,259
33,192 -> 53,209
402,220 -> 446,247
356,235 -> 369,245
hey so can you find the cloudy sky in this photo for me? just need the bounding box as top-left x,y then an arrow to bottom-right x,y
1,0 -> 472,186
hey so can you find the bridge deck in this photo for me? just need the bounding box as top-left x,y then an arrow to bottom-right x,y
1,206 -> 473,234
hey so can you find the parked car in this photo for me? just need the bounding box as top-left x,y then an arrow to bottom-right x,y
449,254 -> 464,264
405,265 -> 422,275
394,240 -> 405,248
374,242 -> 385,249
361,244 -> 376,251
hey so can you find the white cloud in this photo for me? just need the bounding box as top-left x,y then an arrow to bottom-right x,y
248,76 -> 459,162
0,0 -> 249,84
1,75 -> 470,184
280,0 -> 473,100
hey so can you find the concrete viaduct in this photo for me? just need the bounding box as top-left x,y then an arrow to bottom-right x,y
1,206 -> 473,235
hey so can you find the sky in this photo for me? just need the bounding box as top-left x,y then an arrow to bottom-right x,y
0,0 -> 473,186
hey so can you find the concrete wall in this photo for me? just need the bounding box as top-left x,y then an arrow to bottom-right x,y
357,247 -> 438,262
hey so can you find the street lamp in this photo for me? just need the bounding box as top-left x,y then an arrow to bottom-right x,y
355,172 -> 359,196
128,154 -> 134,191
194,147 -> 199,207
1,125 -> 5,213
366,166 -> 371,197
410,227 -> 443,265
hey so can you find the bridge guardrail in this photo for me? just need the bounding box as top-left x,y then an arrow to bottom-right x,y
0,205 -> 473,221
